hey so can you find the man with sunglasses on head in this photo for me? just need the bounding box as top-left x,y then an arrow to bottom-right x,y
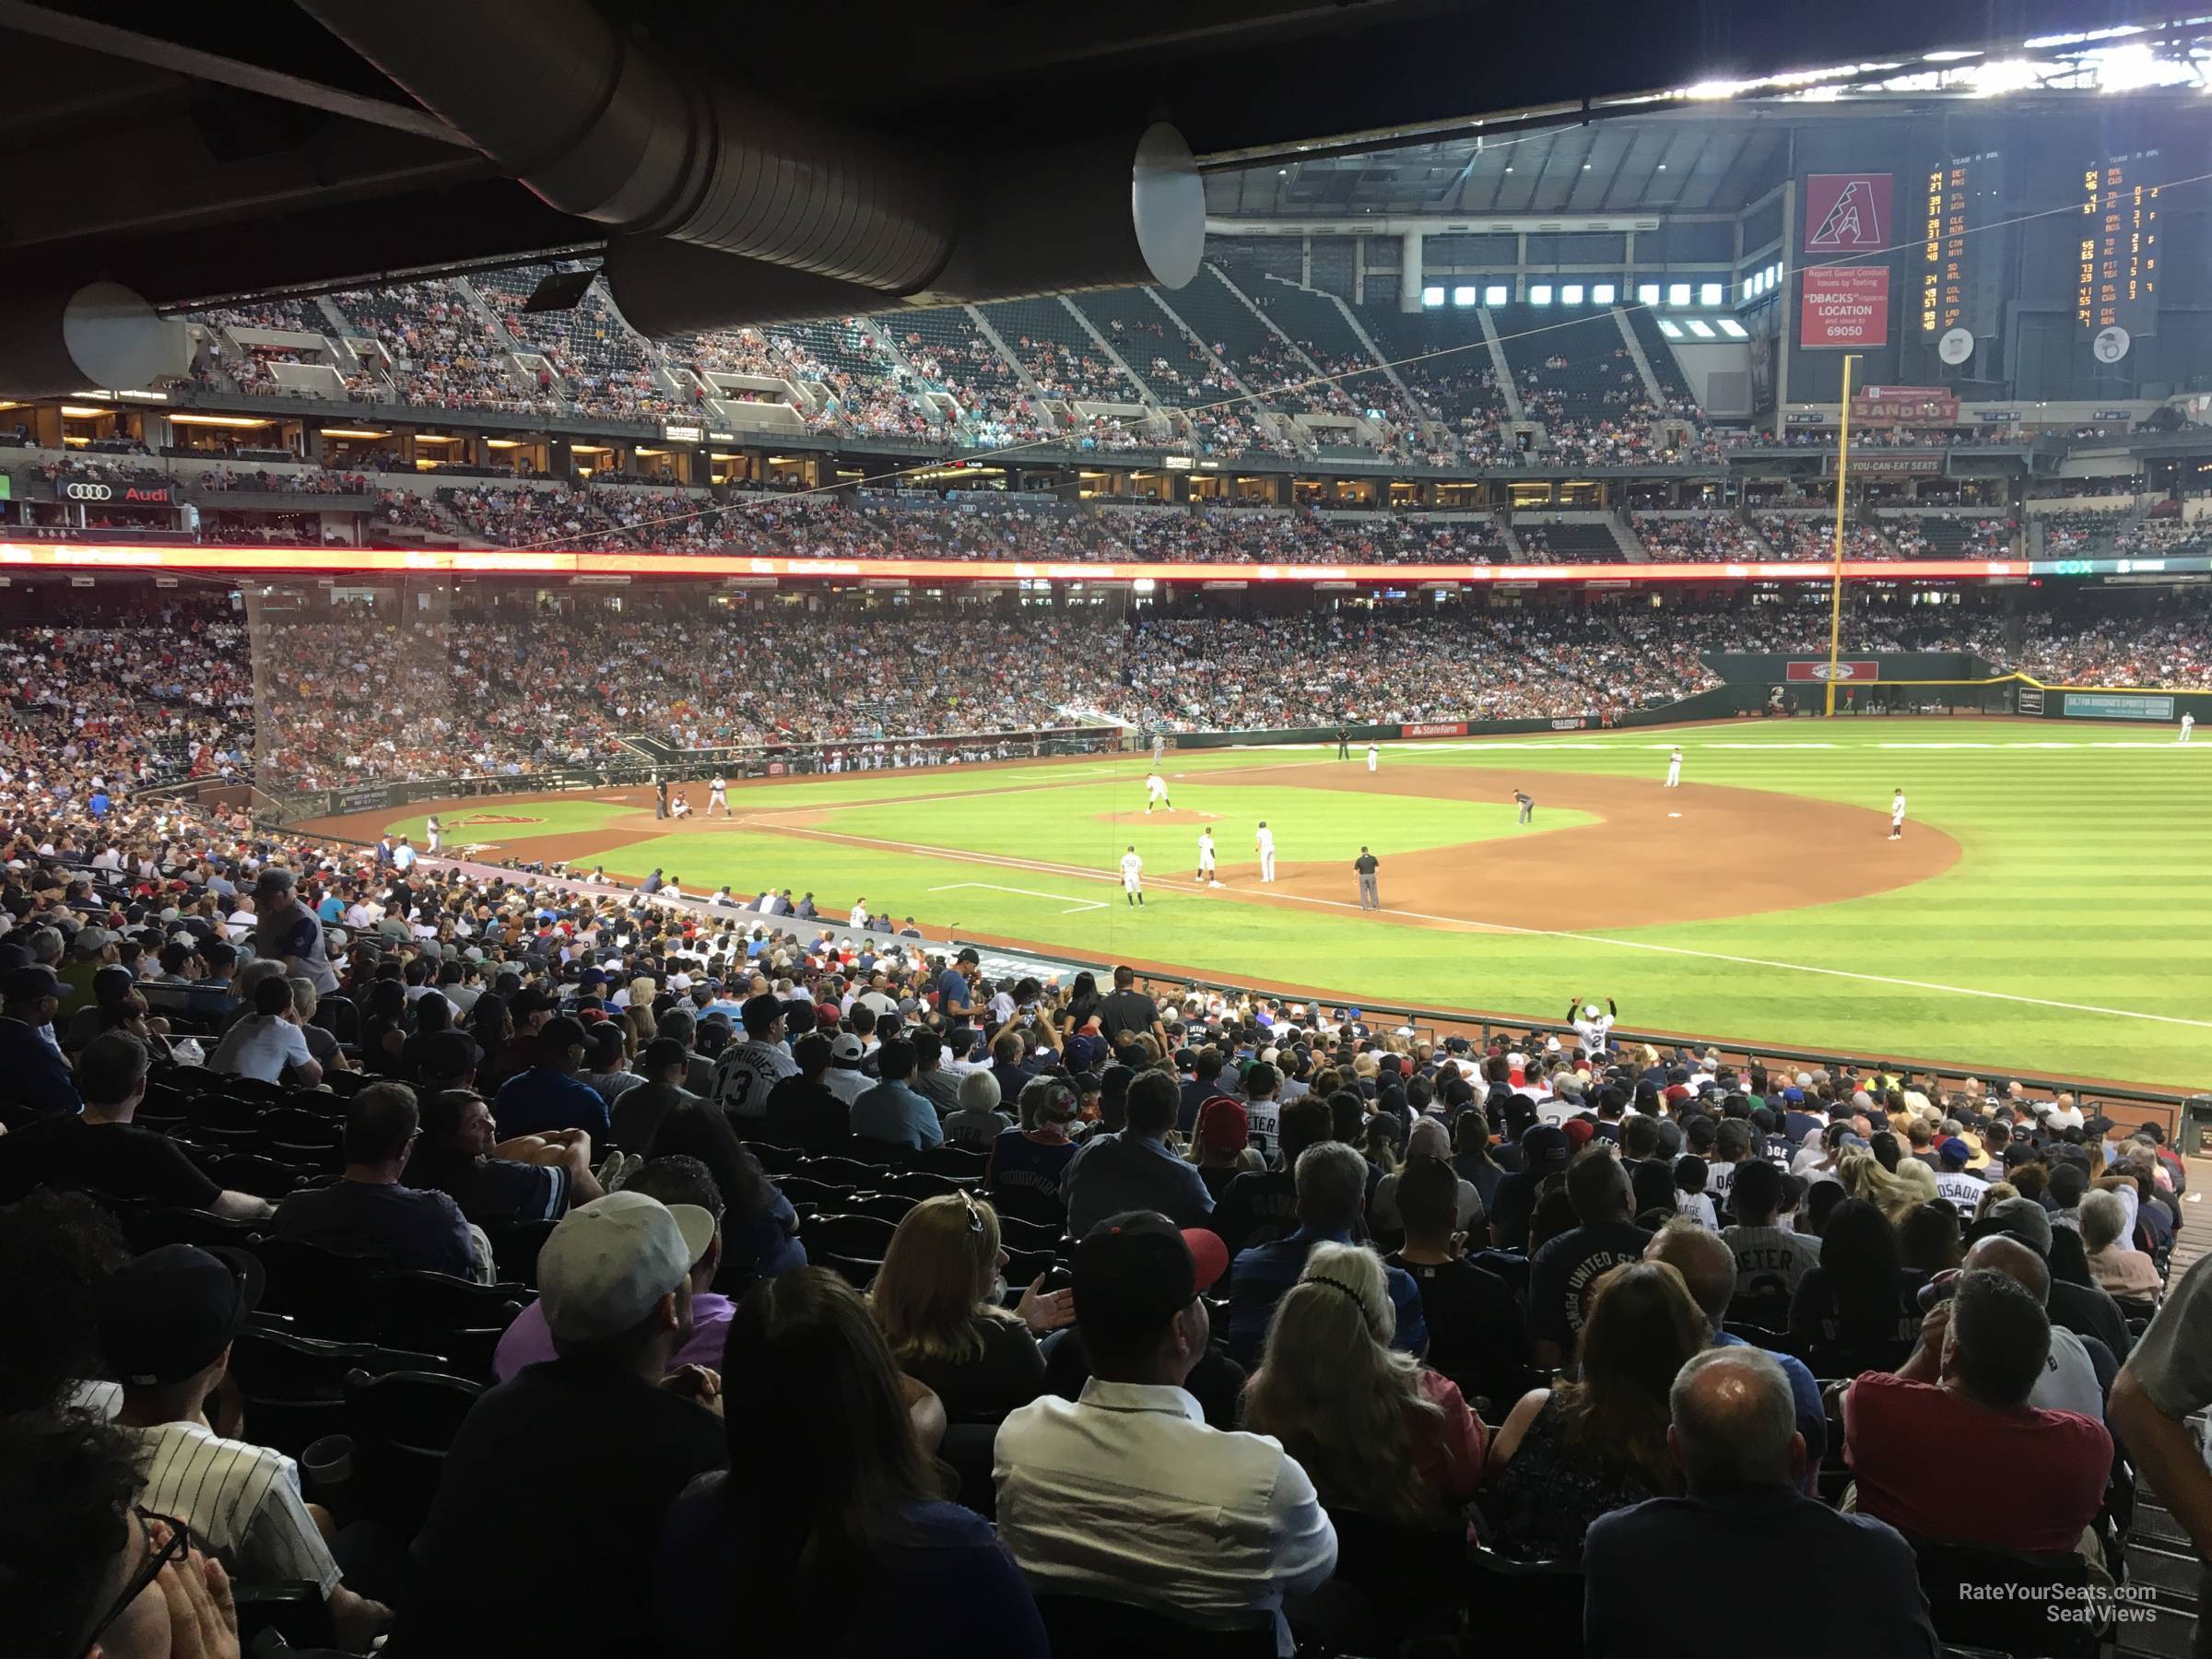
96,1243 -> 393,1651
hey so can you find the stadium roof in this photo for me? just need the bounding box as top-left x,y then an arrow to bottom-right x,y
0,2 -> 2195,358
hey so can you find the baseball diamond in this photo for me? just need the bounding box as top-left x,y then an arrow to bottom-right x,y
305,718 -> 2212,1089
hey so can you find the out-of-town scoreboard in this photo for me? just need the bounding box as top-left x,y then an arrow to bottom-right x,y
2078,150 -> 2159,335
1918,151 -> 2002,339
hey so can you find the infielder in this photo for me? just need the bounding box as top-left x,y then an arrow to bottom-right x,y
1145,771 -> 1172,813
1512,789 -> 1535,826
1569,997 -> 1618,1054
707,774 -> 730,817
1366,742 -> 1379,774
2182,712 -> 2195,745
1354,846 -> 1380,910
425,815 -> 442,854
1196,828 -> 1221,886
1888,788 -> 1906,841
1254,819 -> 1277,882
1151,728 -> 1166,764
1665,747 -> 1682,788
1121,845 -> 1145,907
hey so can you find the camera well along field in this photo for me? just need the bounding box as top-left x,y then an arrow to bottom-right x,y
356,720 -> 2212,1089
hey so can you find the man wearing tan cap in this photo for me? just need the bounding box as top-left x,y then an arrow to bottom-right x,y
395,1192 -> 728,1659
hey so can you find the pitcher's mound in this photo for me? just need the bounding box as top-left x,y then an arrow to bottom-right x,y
1095,808 -> 1222,826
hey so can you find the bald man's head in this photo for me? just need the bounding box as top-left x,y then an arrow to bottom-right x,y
1668,1347 -> 1801,1493
1645,1218 -> 1733,1331
1963,1233 -> 2050,1305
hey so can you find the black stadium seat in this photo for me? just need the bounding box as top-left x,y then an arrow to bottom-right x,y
1032,1594 -> 1274,1659
800,1212 -> 900,1261
341,1369 -> 485,1540
227,1327 -> 446,1459
1912,1539 -> 2100,1659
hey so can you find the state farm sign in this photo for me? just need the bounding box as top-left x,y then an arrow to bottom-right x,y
1399,721 -> 1466,739
1784,660 -> 1880,682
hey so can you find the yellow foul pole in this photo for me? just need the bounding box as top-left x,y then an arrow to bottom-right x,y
1824,352 -> 1857,715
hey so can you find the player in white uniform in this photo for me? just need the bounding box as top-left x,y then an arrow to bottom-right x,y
1196,828 -> 1220,886
850,898 -> 869,928
425,815 -> 442,854
2182,712 -> 2195,744
707,775 -> 729,816
1145,771 -> 1171,813
1120,845 -> 1145,907
1569,998 -> 1618,1055
1254,819 -> 1277,883
1665,747 -> 1682,788
1366,743 -> 1379,773
1888,789 -> 1906,841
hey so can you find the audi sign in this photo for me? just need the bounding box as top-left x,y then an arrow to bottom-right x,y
64,482 -> 112,501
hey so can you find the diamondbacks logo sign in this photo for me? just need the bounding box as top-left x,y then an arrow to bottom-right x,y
1803,174 -> 1891,253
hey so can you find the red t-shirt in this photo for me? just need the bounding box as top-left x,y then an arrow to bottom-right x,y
1843,1370 -> 2110,1554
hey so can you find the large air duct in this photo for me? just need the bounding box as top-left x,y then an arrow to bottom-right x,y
0,282 -> 191,397
297,0 -> 1204,334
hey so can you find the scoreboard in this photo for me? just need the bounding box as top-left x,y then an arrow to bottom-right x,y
1918,151 -> 2003,338
2078,150 -> 2159,335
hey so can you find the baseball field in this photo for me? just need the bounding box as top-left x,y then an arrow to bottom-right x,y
308,718 -> 2212,1090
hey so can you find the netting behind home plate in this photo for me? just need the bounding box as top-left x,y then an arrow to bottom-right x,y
241,579 -> 1149,801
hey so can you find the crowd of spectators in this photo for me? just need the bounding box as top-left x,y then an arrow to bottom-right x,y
1755,515 -> 1897,561
13,589 -> 2212,799
1630,512 -> 1766,562
0,763 -> 2196,1657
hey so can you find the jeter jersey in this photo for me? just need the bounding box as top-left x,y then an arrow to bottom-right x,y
1255,829 -> 1275,853
123,1421 -> 343,1594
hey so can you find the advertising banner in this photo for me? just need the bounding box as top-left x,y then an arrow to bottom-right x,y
1853,386 -> 1959,424
1828,454 -> 1946,477
1805,174 -> 1893,253
2063,692 -> 2174,721
1784,660 -> 1881,683
1399,721 -> 1468,739
1800,266 -> 1888,347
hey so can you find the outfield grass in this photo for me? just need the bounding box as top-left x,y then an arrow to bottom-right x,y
379,721 -> 2212,1087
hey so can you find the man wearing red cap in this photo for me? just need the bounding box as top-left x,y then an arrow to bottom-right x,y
995,1212 -> 1335,1653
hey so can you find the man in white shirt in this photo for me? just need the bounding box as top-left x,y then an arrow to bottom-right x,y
850,898 -> 869,929
206,976 -> 323,1087
995,1213 -> 1335,1654
1253,820 -> 1277,883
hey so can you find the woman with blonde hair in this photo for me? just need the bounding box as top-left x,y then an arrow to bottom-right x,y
869,1192 -> 1072,1419
1482,1261 -> 1707,1558
1837,1147 -> 1936,1225
1241,1241 -> 1484,1524
625,978 -> 659,1040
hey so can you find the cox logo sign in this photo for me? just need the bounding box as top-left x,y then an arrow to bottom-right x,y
64,482 -> 113,501
1810,663 -> 1858,681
